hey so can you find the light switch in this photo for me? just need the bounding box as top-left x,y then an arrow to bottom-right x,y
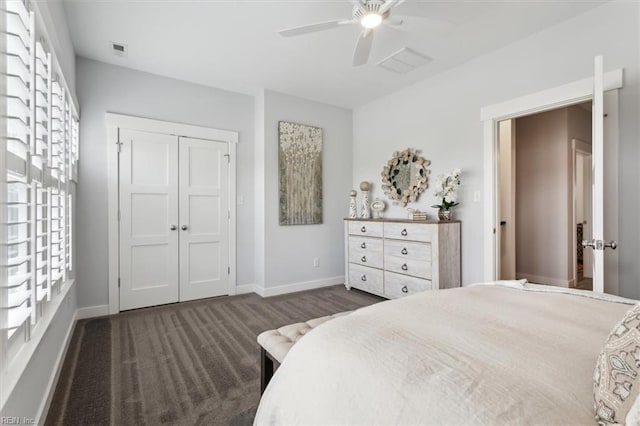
473,191 -> 481,202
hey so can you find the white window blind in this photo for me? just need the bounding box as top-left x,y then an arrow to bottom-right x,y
1,0 -> 80,402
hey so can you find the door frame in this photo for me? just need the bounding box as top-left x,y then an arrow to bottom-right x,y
572,138 -> 592,287
479,69 -> 623,282
106,113 -> 238,314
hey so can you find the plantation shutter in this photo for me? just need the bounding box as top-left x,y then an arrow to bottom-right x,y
1,0 -> 80,377
3,0 -> 34,340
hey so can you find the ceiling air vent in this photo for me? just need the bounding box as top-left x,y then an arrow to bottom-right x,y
378,47 -> 432,74
110,42 -> 128,57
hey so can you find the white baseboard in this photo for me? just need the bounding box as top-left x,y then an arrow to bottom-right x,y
516,273 -> 573,287
76,304 -> 110,320
261,276 -> 345,297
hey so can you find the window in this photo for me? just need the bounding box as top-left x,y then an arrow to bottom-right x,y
1,0 -> 79,404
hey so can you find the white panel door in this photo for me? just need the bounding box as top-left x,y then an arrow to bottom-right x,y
178,137 -> 229,301
587,56 -> 618,294
119,129 -> 179,310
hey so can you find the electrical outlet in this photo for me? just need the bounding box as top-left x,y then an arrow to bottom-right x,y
237,195 -> 244,205
313,257 -> 320,268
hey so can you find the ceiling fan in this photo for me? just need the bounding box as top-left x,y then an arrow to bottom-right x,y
279,0 -> 408,67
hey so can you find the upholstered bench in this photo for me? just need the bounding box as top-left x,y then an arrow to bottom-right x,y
257,311 -> 351,393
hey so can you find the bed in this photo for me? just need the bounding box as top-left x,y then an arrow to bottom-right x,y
254,281 -> 636,425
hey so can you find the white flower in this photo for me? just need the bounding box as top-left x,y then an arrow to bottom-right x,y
445,192 -> 457,204
433,168 -> 462,208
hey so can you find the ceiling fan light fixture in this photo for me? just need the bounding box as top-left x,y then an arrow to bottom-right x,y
360,13 -> 382,29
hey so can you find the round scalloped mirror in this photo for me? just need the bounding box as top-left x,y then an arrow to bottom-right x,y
380,148 -> 430,206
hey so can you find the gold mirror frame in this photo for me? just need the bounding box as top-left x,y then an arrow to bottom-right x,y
380,148 -> 430,206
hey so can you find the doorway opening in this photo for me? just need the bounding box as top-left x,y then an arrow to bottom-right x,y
497,102 -> 595,289
481,65 -> 623,295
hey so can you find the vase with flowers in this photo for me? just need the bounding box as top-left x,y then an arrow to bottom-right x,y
432,168 -> 461,221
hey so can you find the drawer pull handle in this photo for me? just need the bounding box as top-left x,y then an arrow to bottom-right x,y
361,275 -> 367,282
401,286 -> 408,293
401,228 -> 408,236
361,256 -> 367,263
401,263 -> 408,271
361,242 -> 366,249
361,226 -> 366,233
401,248 -> 408,255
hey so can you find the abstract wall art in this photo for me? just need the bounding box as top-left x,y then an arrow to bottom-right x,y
278,121 -> 323,225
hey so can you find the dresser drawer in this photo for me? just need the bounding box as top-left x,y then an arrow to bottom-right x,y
384,239 -> 431,261
349,247 -> 384,268
348,221 -> 383,238
383,222 -> 433,242
384,271 -> 432,298
349,236 -> 383,267
384,255 -> 432,279
348,264 -> 384,295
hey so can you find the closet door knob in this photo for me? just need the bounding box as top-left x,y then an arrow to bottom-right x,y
181,225 -> 188,231
170,225 -> 177,231
401,248 -> 408,255
361,256 -> 367,263
401,229 -> 408,236
401,264 -> 408,271
360,242 -> 366,249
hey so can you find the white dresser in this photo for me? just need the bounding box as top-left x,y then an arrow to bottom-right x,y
344,219 -> 461,298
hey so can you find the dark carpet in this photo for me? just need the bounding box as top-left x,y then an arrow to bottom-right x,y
45,285 -> 382,426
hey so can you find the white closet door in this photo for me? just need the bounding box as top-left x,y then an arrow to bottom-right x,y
119,129 -> 179,310
178,137 -> 229,301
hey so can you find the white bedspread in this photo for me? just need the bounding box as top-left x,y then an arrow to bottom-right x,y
255,283 -> 635,425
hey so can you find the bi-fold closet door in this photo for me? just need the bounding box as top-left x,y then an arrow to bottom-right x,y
119,129 -> 229,311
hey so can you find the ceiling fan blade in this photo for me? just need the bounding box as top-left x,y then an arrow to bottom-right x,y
379,0 -> 399,15
279,19 -> 356,37
352,30 -> 374,67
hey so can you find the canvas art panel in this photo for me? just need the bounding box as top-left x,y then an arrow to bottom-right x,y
279,121 -> 323,225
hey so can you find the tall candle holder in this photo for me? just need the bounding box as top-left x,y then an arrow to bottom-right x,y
360,181 -> 371,219
348,190 -> 357,218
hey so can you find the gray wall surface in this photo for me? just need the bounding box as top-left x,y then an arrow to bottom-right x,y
256,90 -> 353,289
352,1 -> 639,296
75,57 -> 255,308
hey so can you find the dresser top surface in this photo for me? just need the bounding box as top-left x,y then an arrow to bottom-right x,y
344,218 -> 460,224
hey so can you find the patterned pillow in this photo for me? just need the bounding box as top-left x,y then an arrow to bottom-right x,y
594,303 -> 640,424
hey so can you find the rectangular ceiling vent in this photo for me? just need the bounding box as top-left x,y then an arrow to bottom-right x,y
378,48 -> 432,74
110,42 -> 128,57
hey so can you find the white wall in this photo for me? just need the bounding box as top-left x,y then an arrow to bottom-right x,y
254,90 -> 353,293
75,57 -> 255,308
352,1 -> 639,295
